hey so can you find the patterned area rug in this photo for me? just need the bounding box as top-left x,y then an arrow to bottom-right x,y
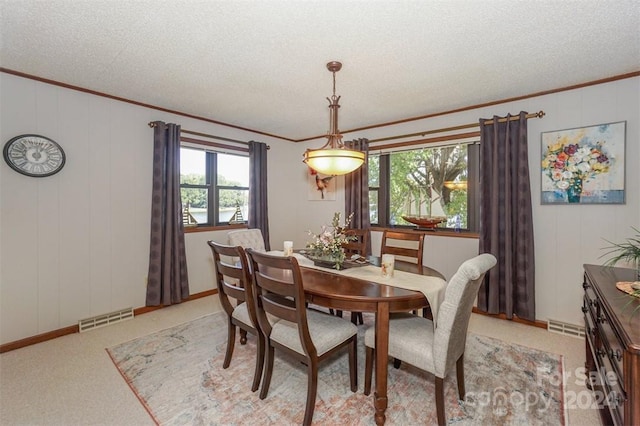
107,312 -> 565,425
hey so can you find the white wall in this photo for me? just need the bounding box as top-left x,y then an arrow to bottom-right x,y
1,72 -> 638,344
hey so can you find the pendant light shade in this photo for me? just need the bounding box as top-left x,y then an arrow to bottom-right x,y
303,61 -> 365,176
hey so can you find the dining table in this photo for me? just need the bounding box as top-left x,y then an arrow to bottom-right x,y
280,252 -> 447,425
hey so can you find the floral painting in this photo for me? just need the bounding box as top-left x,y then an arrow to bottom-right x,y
541,121 -> 625,204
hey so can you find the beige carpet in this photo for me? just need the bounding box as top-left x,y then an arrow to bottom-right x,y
107,311 -> 566,425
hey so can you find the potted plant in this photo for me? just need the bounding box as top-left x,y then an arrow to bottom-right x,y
601,226 -> 640,279
601,227 -> 640,314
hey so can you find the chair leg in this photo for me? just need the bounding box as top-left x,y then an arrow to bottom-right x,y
303,359 -> 318,426
240,328 -> 248,345
435,377 -> 446,426
251,333 -> 265,392
456,354 -> 465,399
223,321 -> 236,368
259,344 -> 275,400
348,337 -> 358,392
364,346 -> 374,396
350,311 -> 364,325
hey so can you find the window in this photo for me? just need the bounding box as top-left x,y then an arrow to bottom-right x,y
368,143 -> 479,232
180,147 -> 249,226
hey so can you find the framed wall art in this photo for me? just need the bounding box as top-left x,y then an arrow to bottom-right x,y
541,121 -> 625,204
308,169 -> 336,201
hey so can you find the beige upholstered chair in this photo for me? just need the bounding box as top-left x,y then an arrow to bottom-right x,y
228,228 -> 266,252
207,241 -> 264,392
246,249 -> 358,426
363,253 -> 497,426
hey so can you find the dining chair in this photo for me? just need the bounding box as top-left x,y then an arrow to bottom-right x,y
339,228 -> 370,324
381,229 -> 428,319
246,249 -> 358,426
228,228 -> 267,252
363,253 -> 497,426
380,229 -> 424,269
207,241 -> 265,392
343,228 -> 369,257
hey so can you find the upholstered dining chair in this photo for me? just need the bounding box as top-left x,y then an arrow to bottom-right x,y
363,253 -> 497,426
207,241 -> 265,392
228,228 -> 267,252
246,249 -> 358,426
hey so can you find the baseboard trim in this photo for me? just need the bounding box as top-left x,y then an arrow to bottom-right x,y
0,289 -> 219,353
471,307 -> 548,329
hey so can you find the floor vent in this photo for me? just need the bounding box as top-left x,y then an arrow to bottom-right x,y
547,319 -> 585,338
79,307 -> 134,332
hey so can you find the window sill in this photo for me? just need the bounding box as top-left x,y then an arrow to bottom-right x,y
370,226 -> 479,239
184,223 -> 247,233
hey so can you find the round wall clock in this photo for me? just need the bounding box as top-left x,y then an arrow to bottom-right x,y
3,134 -> 66,177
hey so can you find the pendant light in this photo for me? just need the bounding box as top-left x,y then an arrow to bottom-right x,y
302,61 -> 365,176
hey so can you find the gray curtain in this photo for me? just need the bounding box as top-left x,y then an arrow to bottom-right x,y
248,140 -> 270,250
146,121 -> 190,306
477,112 -> 535,321
345,138 -> 371,255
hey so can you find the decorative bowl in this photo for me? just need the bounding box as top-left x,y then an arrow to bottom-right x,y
401,215 -> 446,229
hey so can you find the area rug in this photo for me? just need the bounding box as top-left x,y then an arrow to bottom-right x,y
107,312 -> 565,425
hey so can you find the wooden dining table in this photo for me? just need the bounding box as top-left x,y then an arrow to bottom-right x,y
298,259 -> 445,425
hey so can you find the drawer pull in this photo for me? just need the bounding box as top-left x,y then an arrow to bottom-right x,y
583,282 -> 590,290
582,306 -> 588,313
610,349 -> 622,362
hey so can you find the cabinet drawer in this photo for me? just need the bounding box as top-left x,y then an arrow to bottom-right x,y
597,304 -> 626,392
596,347 -> 626,426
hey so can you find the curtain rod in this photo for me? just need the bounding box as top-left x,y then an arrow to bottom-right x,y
369,110 -> 545,144
148,122 -> 269,149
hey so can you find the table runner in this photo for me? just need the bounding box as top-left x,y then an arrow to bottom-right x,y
270,251 -> 446,324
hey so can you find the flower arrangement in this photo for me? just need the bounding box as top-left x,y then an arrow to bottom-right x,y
306,212 -> 356,269
541,138 -> 612,196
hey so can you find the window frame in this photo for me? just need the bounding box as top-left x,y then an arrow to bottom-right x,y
368,142 -> 480,232
179,146 -> 249,228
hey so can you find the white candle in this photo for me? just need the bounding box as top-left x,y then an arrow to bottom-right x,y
283,241 -> 294,256
381,254 -> 395,278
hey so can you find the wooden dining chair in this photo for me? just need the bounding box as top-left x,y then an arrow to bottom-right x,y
363,253 -> 497,426
339,228 -> 370,324
343,228 -> 369,257
380,229 -> 424,269
207,241 -> 264,392
246,249 -> 358,426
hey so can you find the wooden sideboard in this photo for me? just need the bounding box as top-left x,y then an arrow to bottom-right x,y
583,264 -> 640,426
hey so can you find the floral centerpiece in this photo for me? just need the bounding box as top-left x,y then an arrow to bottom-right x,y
306,212 -> 356,269
541,138 -> 612,203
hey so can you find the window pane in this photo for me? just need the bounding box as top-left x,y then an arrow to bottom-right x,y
369,189 -> 379,224
368,155 -> 379,186
180,148 -> 206,184
219,189 -> 248,223
218,154 -> 249,187
389,145 -> 468,228
181,187 -> 208,224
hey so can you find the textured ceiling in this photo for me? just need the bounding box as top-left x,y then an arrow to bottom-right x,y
1,1 -> 639,141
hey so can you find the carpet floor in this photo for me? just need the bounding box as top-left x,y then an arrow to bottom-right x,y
107,311 -> 565,425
